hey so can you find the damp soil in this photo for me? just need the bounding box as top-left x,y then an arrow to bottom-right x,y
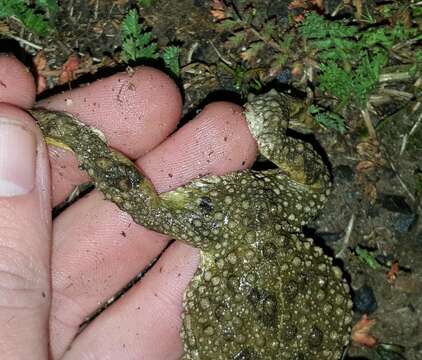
1,1 -> 421,359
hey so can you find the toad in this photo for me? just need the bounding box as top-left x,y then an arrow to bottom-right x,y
31,89 -> 352,359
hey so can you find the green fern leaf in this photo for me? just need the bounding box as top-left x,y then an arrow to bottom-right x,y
163,46 -> 181,77
121,9 -> 159,62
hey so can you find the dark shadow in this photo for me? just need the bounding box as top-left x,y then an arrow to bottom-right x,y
0,38 -> 34,70
52,183 -> 94,218
304,226 -> 352,284
287,127 -> 334,180
178,89 -> 243,129
35,56 -> 172,101
0,39 -> 183,103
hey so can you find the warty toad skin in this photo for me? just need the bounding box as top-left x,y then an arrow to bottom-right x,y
30,89 -> 352,359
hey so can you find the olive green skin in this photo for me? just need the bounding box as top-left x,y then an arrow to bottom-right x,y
31,90 -> 352,360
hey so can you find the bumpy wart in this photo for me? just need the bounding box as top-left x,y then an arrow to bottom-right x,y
30,90 -> 352,359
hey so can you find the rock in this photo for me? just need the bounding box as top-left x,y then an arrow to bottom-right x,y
392,212 -> 418,233
378,193 -> 412,213
375,254 -> 394,265
193,0 -> 207,8
266,2 -> 289,23
276,68 -> 292,84
333,165 -> 355,183
381,166 -> 396,179
367,205 -> 380,218
353,284 -> 377,314
378,193 -> 417,233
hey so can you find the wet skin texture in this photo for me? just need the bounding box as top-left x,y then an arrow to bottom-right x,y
31,90 -> 352,360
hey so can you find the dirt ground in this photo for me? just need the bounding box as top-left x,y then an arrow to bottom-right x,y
1,0 -> 421,359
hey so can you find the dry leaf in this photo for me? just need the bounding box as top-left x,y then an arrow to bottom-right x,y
288,0 -> 324,11
356,141 -> 380,157
112,0 -> 130,5
314,0 -> 323,8
240,49 -> 254,62
58,54 -> 80,85
33,52 -> 48,93
291,62 -> 303,78
386,260 -> 399,284
288,0 -> 307,9
211,0 -> 226,20
33,51 -> 47,72
351,314 -> 378,348
210,9 -> 226,20
211,0 -> 224,10
363,182 -> 377,203
356,160 -> 376,173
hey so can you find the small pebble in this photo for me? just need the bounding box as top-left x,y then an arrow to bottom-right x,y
392,212 -> 417,233
276,68 -> 292,84
353,284 -> 377,314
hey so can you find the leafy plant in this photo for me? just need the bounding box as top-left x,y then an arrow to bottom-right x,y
121,9 -> 181,78
137,0 -> 154,8
300,13 -> 417,107
162,46 -> 180,77
121,9 -> 159,62
36,0 -> 59,17
409,49 -> 422,77
355,246 -> 382,271
217,62 -> 263,95
308,105 -> 346,134
375,343 -> 406,360
212,1 -> 288,67
207,1 -> 299,93
411,3 -> 422,17
0,0 -> 57,36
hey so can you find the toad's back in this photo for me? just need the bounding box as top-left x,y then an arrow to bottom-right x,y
182,232 -> 351,359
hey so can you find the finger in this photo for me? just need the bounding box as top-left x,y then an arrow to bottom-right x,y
137,101 -> 257,192
37,66 -> 182,205
49,191 -> 169,358
50,102 -> 257,359
63,242 -> 198,360
0,104 -> 51,358
0,54 -> 36,108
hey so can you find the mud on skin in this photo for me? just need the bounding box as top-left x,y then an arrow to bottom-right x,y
30,90 -> 353,359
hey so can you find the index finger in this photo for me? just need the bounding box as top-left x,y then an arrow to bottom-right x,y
37,67 -> 182,205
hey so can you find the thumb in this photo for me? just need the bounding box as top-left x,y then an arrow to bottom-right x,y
0,104 -> 52,359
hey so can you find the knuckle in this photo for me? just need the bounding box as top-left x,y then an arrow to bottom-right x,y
0,238 -> 49,310
0,205 -> 50,309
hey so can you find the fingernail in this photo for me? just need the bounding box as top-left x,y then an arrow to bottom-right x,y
0,117 -> 36,197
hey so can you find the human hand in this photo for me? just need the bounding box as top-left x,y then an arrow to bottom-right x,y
0,54 -> 257,359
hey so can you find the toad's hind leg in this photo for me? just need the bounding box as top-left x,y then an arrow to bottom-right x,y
244,90 -> 331,193
30,108 -> 168,232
